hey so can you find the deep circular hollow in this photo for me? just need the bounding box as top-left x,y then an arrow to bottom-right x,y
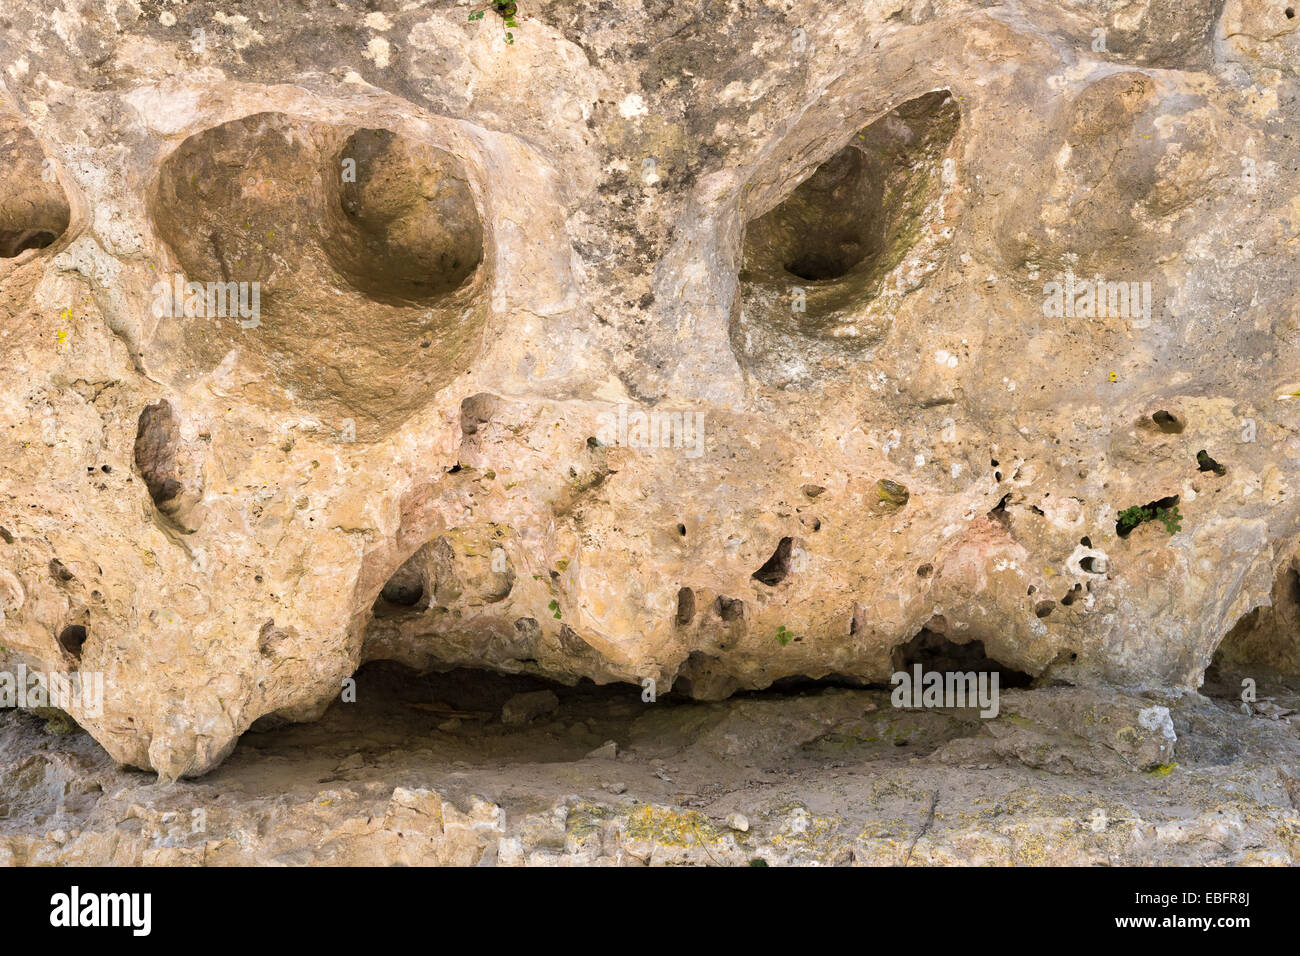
735,90 -> 961,361
327,129 -> 483,303
1151,410 -> 1184,433
0,118 -> 71,258
149,112 -> 491,440
777,148 -> 877,282
748,144 -> 882,285
57,624 -> 87,658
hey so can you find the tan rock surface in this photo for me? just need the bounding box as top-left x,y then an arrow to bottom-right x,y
0,665 -> 1296,866
0,0 -> 1298,799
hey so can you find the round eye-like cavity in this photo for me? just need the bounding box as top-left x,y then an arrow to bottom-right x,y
734,90 -> 960,383
148,112 -> 489,440
0,114 -> 70,259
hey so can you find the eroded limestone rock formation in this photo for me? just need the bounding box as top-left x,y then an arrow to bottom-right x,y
1,0 -> 1299,780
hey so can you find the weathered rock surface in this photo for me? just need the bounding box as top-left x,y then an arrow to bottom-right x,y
0,0 -> 1299,783
0,665 -> 1296,865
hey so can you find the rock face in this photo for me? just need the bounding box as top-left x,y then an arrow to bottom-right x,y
0,0 -> 1299,782
1,667 -> 1297,866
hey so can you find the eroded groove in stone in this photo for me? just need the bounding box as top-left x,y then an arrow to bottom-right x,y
133,400 -> 204,531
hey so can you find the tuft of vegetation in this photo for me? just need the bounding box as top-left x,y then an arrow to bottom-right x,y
775,625 -> 794,647
1117,503 -> 1181,537
470,2 -> 519,42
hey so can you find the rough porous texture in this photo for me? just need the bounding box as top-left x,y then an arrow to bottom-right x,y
0,0 -> 1299,864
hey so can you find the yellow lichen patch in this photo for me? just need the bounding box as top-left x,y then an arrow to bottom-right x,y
623,804 -> 726,847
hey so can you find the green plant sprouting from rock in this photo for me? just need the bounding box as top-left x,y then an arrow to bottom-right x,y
469,1 -> 519,43
1117,503 -> 1182,537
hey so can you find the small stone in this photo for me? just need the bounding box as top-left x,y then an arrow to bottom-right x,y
726,812 -> 749,832
602,781 -> 627,794
872,478 -> 910,514
500,690 -> 560,725
585,739 -> 618,759
438,717 -> 461,731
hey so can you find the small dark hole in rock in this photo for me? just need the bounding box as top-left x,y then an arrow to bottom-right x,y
135,400 -> 187,512
1196,450 -> 1227,476
917,564 -> 933,578
378,550 -> 427,609
1035,600 -> 1054,618
675,587 -> 696,626
714,596 -> 745,621
58,624 -> 87,658
381,581 -> 423,606
1060,584 -> 1083,606
752,537 -> 795,586
1151,410 -> 1184,433
0,527 -> 12,544
460,393 -> 501,436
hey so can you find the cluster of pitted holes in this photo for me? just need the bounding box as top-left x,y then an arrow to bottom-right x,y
675,486 -> 827,626
674,589 -> 745,627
